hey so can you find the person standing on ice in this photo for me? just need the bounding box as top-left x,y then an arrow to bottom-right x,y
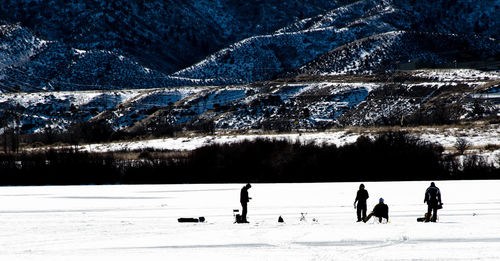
424,182 -> 442,222
354,183 -> 369,222
240,183 -> 252,223
364,198 -> 389,223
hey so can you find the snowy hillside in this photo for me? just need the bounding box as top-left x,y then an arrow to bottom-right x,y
1,0 -> 499,136
0,0 -> 338,74
1,69 -> 499,134
1,181 -> 500,260
291,31 -> 499,76
173,0 -> 401,83
173,0 -> 500,85
0,24 -> 207,92
1,0 -> 499,91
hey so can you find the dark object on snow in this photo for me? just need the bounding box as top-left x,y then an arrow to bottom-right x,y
233,209 -> 240,223
417,213 -> 430,222
178,217 -> 205,223
424,182 -> 442,222
240,183 -> 252,223
354,183 -> 369,222
418,204 -> 443,222
235,214 -> 248,223
278,216 -> 284,223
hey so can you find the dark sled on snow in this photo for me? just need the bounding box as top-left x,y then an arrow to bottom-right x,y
178,217 -> 205,223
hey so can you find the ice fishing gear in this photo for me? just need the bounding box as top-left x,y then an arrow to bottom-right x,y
234,209 -> 249,223
178,217 -> 205,223
233,209 -> 241,223
417,213 -> 440,222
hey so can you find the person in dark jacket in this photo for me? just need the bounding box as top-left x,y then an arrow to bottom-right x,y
240,183 -> 252,223
364,198 -> 389,223
424,182 -> 442,222
354,183 -> 369,222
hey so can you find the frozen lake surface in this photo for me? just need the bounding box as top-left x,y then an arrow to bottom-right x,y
1,180 -> 500,260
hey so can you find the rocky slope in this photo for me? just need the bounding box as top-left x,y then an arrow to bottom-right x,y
1,69 -> 499,134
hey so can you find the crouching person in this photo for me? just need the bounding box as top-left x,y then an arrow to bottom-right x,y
364,198 -> 389,223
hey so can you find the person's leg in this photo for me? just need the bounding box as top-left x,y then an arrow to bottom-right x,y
431,207 -> 438,222
364,212 -> 373,223
241,202 -> 248,222
357,206 -> 362,221
362,207 -> 367,221
425,205 -> 432,222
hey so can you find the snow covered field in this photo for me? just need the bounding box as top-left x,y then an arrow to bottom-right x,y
74,125 -> 500,167
1,181 -> 500,260
80,128 -> 500,153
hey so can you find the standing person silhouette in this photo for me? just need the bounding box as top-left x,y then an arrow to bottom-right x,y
354,184 -> 369,222
240,183 -> 252,223
424,182 -> 442,222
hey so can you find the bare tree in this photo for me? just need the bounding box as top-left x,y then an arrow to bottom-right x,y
455,137 -> 471,155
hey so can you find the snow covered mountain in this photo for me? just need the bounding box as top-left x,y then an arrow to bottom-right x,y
0,24 -> 201,92
0,0 -> 499,133
289,31 -> 499,76
1,0 -> 499,92
174,0 -> 500,84
0,0 -> 338,74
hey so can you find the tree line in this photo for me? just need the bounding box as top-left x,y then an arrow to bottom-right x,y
0,132 -> 498,185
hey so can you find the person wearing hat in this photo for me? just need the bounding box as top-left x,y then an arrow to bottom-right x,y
364,198 -> 389,223
424,182 -> 442,222
240,183 -> 252,223
354,183 -> 369,222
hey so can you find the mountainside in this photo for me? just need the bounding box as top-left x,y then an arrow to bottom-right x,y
1,69 -> 499,135
0,24 -> 198,92
0,0 -> 499,135
290,31 -> 499,76
0,0 -> 338,74
175,0 -> 500,84
1,0 -> 499,92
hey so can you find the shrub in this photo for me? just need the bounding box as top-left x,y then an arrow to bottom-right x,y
455,137 -> 471,155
